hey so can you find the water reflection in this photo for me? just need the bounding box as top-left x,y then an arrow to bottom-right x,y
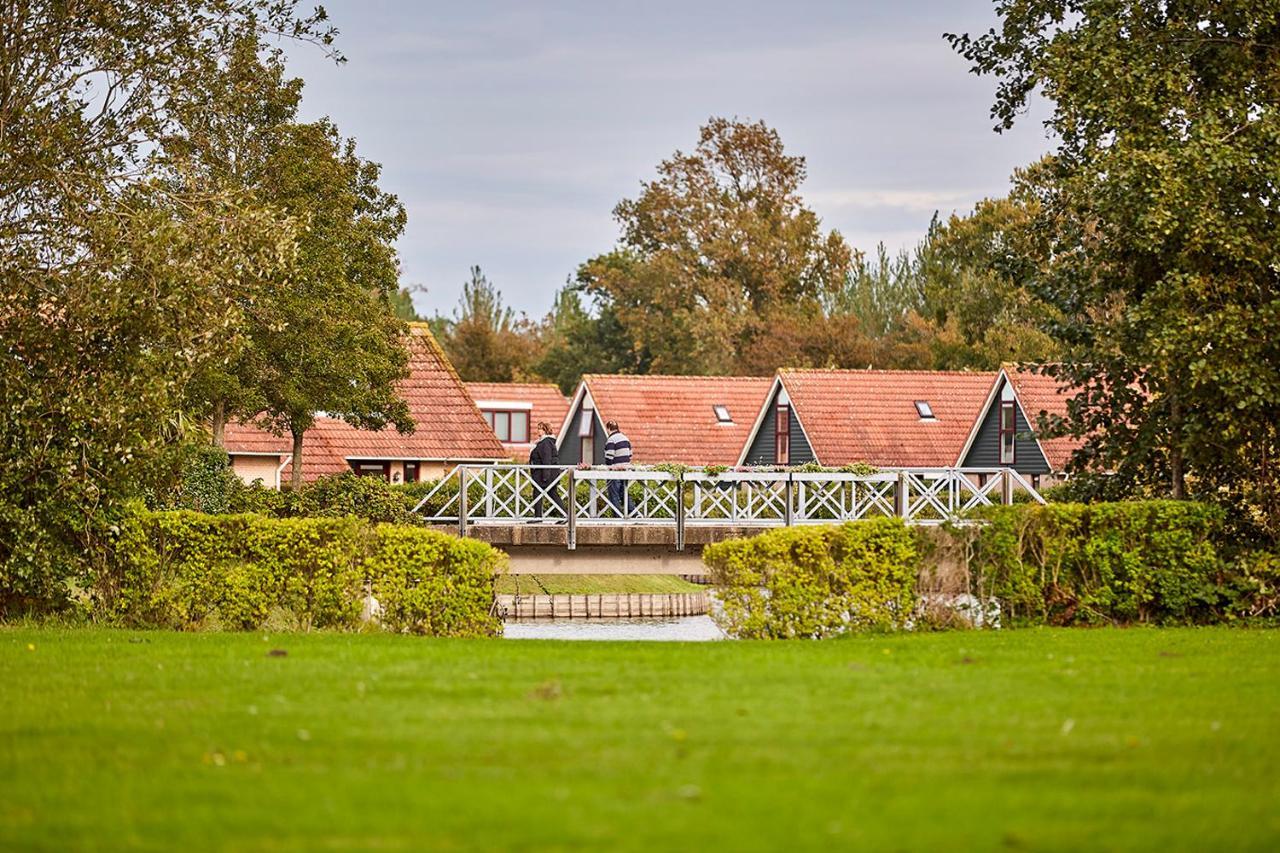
503,615 -> 725,641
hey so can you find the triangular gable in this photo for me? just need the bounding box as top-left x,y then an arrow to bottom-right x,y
735,374 -> 818,467
957,368 -> 1052,471
736,374 -> 786,466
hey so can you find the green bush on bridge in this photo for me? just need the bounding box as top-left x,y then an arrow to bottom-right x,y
101,510 -> 504,635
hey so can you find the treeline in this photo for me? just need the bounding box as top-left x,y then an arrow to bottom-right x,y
422,121 -> 1057,394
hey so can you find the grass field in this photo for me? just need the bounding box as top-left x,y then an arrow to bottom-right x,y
2,627 -> 1278,851
494,573 -> 703,595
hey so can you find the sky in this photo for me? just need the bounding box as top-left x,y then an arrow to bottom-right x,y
282,0 -> 1053,319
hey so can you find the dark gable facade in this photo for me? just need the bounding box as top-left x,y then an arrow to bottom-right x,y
556,386 -> 607,466
959,373 -> 1052,476
740,381 -> 816,466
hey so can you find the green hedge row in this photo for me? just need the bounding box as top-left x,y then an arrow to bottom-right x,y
953,501 -> 1245,626
704,501 -> 1279,637
101,511 -> 505,635
703,518 -> 919,639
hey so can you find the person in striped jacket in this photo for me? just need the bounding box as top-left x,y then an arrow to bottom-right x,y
604,420 -> 632,517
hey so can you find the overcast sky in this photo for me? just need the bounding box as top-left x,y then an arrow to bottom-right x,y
282,0 -> 1052,318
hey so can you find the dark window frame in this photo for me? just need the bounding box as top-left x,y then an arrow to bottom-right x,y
351,460 -> 391,480
775,404 -> 791,465
999,401 -> 1017,465
481,408 -> 531,443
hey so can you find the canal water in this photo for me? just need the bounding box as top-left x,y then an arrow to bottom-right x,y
503,615 -> 724,641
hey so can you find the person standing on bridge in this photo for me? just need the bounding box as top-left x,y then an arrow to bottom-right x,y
604,419 -> 632,517
528,421 -> 563,522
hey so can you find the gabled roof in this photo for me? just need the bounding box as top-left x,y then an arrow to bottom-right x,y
1002,365 -> 1083,471
569,374 -> 774,465
763,368 -> 999,467
224,325 -> 507,480
466,382 -> 571,440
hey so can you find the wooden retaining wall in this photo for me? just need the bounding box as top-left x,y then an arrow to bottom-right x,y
496,591 -> 709,621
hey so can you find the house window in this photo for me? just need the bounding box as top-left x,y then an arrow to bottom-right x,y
352,460 -> 390,479
579,397 -> 594,463
713,405 -> 733,424
404,461 -> 420,483
999,401 -> 1017,465
775,404 -> 791,465
482,409 -> 529,443
914,400 -> 935,420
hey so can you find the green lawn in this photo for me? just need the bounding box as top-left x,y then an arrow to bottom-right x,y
495,573 -> 703,595
2,627 -> 1278,851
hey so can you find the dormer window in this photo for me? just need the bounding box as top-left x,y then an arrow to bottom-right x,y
914,400 -> 935,420
713,405 -> 733,424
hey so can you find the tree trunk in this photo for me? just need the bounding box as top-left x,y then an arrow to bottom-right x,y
211,399 -> 226,447
290,426 -> 305,491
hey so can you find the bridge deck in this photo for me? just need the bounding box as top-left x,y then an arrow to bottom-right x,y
432,523 -> 771,548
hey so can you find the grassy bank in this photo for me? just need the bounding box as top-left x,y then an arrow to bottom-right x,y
495,573 -> 703,595
2,627 -> 1278,851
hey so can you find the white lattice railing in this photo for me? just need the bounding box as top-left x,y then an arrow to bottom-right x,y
413,465 -> 1044,547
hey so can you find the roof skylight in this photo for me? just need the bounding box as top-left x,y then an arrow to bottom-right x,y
914,400 -> 936,420
713,405 -> 733,424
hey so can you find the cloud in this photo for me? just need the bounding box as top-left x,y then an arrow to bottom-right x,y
808,188 -> 986,214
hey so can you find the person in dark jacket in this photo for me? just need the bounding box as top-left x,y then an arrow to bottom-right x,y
528,421 -> 563,521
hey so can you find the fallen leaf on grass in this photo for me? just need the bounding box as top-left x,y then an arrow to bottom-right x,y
529,679 -> 562,701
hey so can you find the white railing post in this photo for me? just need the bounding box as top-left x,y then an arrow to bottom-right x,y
566,468 -> 577,550
457,467 -> 469,537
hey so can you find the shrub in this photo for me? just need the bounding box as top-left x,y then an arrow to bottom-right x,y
364,526 -> 502,636
954,500 -> 1228,625
1223,549 -> 1280,621
102,510 -> 504,635
703,518 -> 919,638
222,471 -> 443,525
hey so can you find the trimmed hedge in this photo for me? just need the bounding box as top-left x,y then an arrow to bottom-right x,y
954,500 -> 1231,626
704,501 -> 1275,637
102,510 -> 505,635
703,518 -> 919,638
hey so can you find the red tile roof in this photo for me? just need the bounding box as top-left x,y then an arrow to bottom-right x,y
579,374 -> 774,465
778,369 -> 998,467
224,325 -> 507,481
1004,366 -> 1084,471
466,382 -> 571,457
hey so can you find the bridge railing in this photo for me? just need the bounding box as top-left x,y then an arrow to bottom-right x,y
413,465 -> 1044,543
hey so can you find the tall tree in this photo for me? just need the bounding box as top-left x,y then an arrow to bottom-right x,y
950,1 -> 1280,538
160,33 -> 307,445
390,286 -> 425,322
435,266 -> 544,382
906,192 -> 1060,369
534,284 -> 646,393
581,117 -> 854,374
0,1 -> 334,612
252,120 -> 412,489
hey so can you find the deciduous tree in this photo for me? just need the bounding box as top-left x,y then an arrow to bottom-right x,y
950,0 -> 1280,538
582,117 -> 854,374
0,1 -> 334,611
434,266 -> 544,383
251,120 -> 412,489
